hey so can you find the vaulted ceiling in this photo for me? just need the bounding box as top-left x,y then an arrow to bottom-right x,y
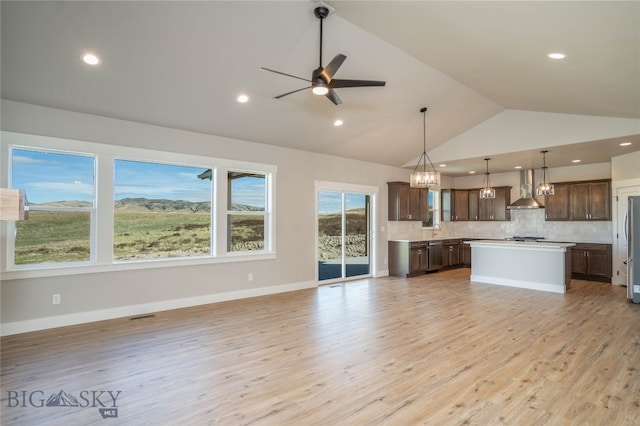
2,1 -> 639,175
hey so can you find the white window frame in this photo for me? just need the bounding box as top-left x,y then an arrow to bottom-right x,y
226,170 -> 271,254
0,131 -> 276,280
423,188 -> 441,228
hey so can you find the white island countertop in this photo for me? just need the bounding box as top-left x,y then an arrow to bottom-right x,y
467,240 -> 575,250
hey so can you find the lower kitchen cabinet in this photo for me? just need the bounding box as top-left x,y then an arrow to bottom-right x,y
442,239 -> 462,269
570,243 -> 611,283
389,241 -> 429,277
462,241 -> 472,267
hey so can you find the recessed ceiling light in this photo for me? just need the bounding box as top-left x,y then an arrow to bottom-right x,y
571,159 -> 581,163
620,142 -> 632,146
439,164 -> 447,168
82,53 -> 100,65
514,166 -> 522,169
237,94 -> 249,103
334,119 -> 343,127
548,53 -> 566,59
469,171 -> 476,174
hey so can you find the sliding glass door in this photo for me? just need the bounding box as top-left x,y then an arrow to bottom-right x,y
317,189 -> 371,282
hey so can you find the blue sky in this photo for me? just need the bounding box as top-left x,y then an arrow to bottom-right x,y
114,159 -> 211,202
11,149 -> 366,211
11,149 -> 262,206
318,192 -> 367,214
12,149 -> 95,203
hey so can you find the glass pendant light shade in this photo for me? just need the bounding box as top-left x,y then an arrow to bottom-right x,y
536,150 -> 555,196
480,187 -> 496,199
479,158 -> 496,199
410,107 -> 440,188
410,170 -> 440,188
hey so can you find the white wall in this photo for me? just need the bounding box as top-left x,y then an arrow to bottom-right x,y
612,150 -> 640,182
0,100 -> 411,334
429,109 -> 640,162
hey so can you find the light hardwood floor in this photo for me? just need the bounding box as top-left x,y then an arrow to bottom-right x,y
1,269 -> 639,425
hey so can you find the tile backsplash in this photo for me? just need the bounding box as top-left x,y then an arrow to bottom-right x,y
388,209 -> 612,243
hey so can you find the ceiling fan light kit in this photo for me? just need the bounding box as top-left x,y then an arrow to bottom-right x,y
410,107 -> 440,189
261,6 -> 385,105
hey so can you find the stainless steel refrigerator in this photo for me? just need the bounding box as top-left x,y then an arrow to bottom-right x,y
628,196 -> 640,304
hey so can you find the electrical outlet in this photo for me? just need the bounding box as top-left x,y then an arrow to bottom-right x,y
52,294 -> 61,305
248,273 -> 253,281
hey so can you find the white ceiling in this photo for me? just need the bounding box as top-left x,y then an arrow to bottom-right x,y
1,1 -> 639,175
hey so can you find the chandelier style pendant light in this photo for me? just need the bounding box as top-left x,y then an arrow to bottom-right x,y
479,158 -> 496,199
410,107 -> 440,188
536,150 -> 555,196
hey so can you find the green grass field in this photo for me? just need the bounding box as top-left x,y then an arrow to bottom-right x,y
14,209 -> 361,264
15,211 -> 214,263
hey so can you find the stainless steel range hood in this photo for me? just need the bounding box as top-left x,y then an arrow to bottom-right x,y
507,169 -> 544,209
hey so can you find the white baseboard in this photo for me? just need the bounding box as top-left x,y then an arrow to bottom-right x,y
1,280 -> 317,336
471,274 -> 566,294
375,269 -> 389,277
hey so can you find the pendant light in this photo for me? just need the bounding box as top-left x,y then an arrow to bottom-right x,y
536,150 -> 555,196
410,107 -> 440,188
479,158 -> 496,199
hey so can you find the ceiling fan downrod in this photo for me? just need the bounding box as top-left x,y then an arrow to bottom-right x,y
314,6 -> 329,68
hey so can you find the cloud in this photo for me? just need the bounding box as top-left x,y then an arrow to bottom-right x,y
12,155 -> 48,165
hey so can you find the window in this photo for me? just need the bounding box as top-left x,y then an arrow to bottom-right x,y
113,159 -> 212,261
10,148 -> 95,265
227,171 -> 266,252
2,131 -> 276,278
423,189 -> 440,228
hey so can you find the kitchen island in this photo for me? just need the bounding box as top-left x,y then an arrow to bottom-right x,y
467,240 -> 575,293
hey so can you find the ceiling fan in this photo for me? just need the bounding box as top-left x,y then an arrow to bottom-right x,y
261,5 -> 386,106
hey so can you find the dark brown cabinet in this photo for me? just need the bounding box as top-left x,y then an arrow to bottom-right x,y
441,189 -> 469,221
570,243 -> 611,283
545,180 -> 610,221
387,182 -> 429,221
544,183 -> 571,221
570,181 -> 610,221
389,241 -> 428,277
462,240 -> 472,267
442,187 -> 511,222
479,187 -> 510,221
468,191 -> 479,221
388,182 -> 429,221
442,239 -> 461,269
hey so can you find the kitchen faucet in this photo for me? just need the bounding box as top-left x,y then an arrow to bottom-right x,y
432,223 -> 441,239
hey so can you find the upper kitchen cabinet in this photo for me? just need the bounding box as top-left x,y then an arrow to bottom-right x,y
570,180 -> 611,221
441,189 -> 469,221
468,190 -> 479,221
388,182 -> 429,221
479,186 -> 511,221
544,183 -> 571,221
545,180 -> 611,221
443,187 -> 511,222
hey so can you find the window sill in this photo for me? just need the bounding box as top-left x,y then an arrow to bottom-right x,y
1,252 -> 276,281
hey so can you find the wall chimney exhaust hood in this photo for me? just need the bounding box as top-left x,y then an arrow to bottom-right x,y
507,169 -> 544,209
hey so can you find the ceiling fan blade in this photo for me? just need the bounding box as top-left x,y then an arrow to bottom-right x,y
274,86 -> 311,99
320,54 -> 346,83
325,89 -> 342,105
260,67 -> 311,83
329,79 -> 386,89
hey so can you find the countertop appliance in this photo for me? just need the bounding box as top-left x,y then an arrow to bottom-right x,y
627,196 -> 640,304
